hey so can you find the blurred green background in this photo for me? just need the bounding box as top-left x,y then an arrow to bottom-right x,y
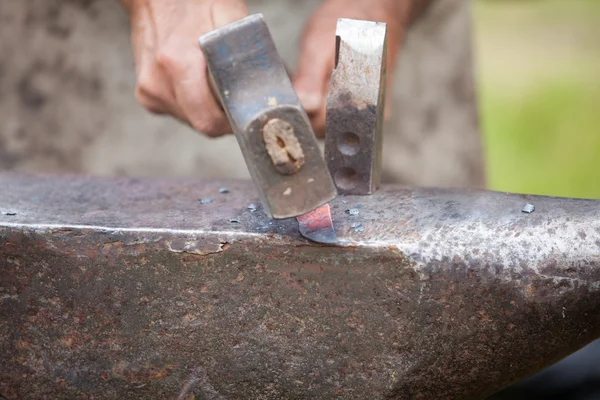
474,0 -> 600,199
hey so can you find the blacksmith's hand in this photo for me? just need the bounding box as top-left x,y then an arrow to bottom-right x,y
293,0 -> 414,136
120,0 -> 248,137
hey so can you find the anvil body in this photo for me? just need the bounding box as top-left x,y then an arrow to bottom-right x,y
0,174 -> 599,399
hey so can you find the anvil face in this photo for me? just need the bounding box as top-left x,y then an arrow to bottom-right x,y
1,174 -> 599,399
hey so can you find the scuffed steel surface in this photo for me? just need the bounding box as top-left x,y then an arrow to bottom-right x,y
1,173 -> 600,400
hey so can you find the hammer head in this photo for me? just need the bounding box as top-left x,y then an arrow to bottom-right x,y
199,14 -> 336,219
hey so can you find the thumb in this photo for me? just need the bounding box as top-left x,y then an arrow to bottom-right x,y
210,0 -> 249,29
293,17 -> 337,114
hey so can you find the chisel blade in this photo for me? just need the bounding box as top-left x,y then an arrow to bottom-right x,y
296,203 -> 336,245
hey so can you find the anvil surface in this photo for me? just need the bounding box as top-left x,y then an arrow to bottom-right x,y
0,173 -> 599,400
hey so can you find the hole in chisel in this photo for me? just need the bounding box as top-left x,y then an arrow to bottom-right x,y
334,167 -> 360,190
338,132 -> 360,156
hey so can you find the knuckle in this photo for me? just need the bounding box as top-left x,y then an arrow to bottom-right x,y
136,73 -> 160,99
134,71 -> 168,114
192,121 -> 218,137
134,87 -> 164,114
190,116 -> 225,138
155,49 -> 182,75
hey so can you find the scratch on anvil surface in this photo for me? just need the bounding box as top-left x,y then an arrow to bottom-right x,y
0,223 -> 265,238
1,222 -> 266,255
166,238 -> 230,256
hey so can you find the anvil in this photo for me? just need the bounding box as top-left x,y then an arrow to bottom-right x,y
0,173 -> 599,399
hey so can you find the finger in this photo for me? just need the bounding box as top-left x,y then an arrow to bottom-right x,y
294,0 -> 412,125
169,0 -> 247,135
170,0 -> 248,136
136,59 -> 189,118
311,108 -> 327,138
129,3 -> 187,121
292,15 -> 336,116
210,0 -> 249,29
157,42 -> 229,137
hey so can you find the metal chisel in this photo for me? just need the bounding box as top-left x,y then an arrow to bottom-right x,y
325,18 -> 388,196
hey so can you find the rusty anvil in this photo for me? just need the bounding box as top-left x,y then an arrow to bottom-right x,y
0,173 -> 599,399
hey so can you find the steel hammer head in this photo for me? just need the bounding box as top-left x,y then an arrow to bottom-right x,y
199,14 -> 336,219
